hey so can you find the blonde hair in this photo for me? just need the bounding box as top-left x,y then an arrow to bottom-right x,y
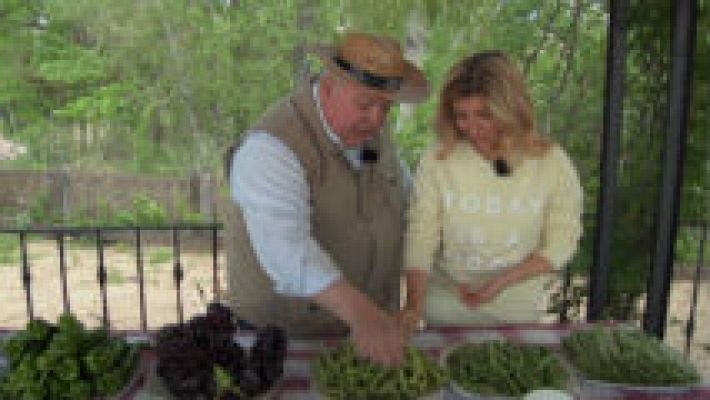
435,51 -> 551,163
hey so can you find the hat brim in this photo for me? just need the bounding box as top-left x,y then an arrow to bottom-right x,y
310,44 -> 430,104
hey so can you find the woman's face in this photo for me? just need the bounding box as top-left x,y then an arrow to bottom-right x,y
452,95 -> 502,160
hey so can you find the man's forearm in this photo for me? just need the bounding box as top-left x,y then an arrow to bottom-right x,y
313,279 -> 382,327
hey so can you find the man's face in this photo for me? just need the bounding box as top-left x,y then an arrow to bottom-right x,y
320,77 -> 395,148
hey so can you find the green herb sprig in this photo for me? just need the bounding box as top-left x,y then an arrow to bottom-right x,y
446,341 -> 568,397
562,327 -> 701,386
314,343 -> 449,399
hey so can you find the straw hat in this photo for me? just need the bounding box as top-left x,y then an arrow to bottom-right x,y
312,32 -> 430,103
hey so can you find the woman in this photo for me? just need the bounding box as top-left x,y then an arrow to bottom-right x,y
401,51 -> 583,326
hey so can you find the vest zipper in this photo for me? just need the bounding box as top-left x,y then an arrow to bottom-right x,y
357,170 -> 364,217
357,164 -> 376,219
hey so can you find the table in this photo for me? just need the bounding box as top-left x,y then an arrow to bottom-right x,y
5,324 -> 709,399
269,323 -> 578,399
130,323 -> 575,399
134,323 -> 710,399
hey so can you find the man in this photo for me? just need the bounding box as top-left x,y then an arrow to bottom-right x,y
223,32 -> 429,366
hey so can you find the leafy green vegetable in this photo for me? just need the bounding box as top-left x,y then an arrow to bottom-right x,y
213,364 -> 241,399
0,313 -> 140,399
446,341 -> 568,396
313,342 -> 449,399
2,319 -> 55,365
562,327 -> 701,386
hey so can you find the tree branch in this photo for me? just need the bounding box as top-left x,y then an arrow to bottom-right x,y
523,0 -> 563,76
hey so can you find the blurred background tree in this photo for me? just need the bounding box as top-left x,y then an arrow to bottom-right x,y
0,0 -> 707,321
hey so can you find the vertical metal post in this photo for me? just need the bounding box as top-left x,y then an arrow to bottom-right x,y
96,229 -> 109,329
685,222 -> 707,355
560,265 -> 572,323
19,231 -> 33,321
643,0 -> 697,339
212,226 -> 219,302
172,229 -> 184,324
588,0 -> 629,321
135,228 -> 148,332
56,232 -> 70,315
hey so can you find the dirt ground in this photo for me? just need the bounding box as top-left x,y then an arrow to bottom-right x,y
1,239 -> 708,378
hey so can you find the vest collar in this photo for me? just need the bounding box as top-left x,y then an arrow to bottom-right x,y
312,79 -> 363,169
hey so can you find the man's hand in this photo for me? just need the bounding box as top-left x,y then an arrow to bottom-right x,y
313,279 -> 407,367
350,308 -> 407,367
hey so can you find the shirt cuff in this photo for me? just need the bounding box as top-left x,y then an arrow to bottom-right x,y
272,246 -> 343,297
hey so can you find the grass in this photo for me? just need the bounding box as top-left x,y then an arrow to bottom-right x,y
0,234 -> 20,265
148,248 -> 172,267
675,228 -> 710,267
107,268 -> 125,285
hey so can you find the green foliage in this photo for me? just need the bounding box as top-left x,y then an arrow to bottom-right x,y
148,248 -> 173,267
106,268 -> 125,285
19,190 -> 176,227
175,198 -> 209,224
674,227 -> 710,267
28,190 -> 63,225
0,234 -> 20,265
114,194 -> 168,226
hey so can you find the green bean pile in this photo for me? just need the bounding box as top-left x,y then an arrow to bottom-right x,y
562,327 -> 701,386
445,341 -> 568,396
313,343 -> 449,399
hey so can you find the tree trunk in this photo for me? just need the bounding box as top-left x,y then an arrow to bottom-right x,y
293,0 -> 316,83
160,0 -> 208,172
396,9 -> 427,134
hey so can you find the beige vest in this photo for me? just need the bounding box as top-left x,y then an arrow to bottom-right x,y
223,81 -> 405,337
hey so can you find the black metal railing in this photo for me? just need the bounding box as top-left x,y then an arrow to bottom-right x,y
0,223 -> 222,332
1,220 -> 707,359
682,220 -> 708,356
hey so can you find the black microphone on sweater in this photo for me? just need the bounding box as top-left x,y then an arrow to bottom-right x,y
493,159 -> 510,176
360,147 -> 379,164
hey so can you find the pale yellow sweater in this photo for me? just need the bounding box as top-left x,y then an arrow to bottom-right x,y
404,140 -> 583,324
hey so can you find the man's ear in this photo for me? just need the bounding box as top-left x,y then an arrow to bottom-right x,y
320,75 -> 334,97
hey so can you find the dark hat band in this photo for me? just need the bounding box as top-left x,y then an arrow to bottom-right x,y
333,56 -> 402,91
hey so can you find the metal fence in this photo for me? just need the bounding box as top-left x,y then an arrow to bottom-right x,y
0,223 -> 221,332
0,220 -> 707,357
679,220 -> 708,356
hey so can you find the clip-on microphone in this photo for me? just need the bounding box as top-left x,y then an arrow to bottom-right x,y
493,159 -> 510,176
360,147 -> 379,164
357,145 -> 378,216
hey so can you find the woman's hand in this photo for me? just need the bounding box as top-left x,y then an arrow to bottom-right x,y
458,280 -> 503,309
458,253 -> 553,309
395,308 -> 422,338
399,268 -> 429,336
